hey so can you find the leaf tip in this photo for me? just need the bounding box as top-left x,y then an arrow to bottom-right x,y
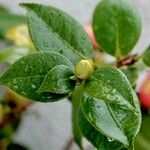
19,3 -> 26,8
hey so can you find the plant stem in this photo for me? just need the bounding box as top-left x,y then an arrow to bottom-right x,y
116,54 -> 139,68
63,137 -> 74,150
72,81 -> 85,149
0,100 -> 33,128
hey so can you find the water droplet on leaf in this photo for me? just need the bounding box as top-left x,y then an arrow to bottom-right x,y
107,137 -> 114,142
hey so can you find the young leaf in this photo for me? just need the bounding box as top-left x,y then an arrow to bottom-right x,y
92,0 -> 141,59
72,83 -> 85,149
78,108 -> 124,150
121,66 -> 138,88
81,67 -> 141,149
0,52 -> 73,102
142,46 -> 150,67
20,3 -> 92,65
38,65 -> 75,94
0,5 -> 8,13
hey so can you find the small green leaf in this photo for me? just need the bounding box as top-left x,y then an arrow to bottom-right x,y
78,108 -> 124,150
142,46 -> 150,67
121,66 -> 138,87
38,65 -> 75,94
92,0 -> 141,59
0,5 -> 8,13
0,52 -> 73,102
72,83 -> 85,149
0,13 -> 25,39
81,67 -> 141,149
20,3 -> 92,65
0,46 -> 34,64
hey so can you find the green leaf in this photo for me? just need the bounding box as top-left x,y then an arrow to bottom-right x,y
78,108 -> 124,150
121,66 -> 138,87
20,3 -> 92,65
92,0 -> 141,59
72,83 -> 85,149
81,67 -> 141,149
0,5 -> 8,13
0,13 -> 25,39
135,115 -> 150,150
38,65 -> 75,94
0,52 -> 73,102
0,46 -> 34,64
142,46 -> 150,67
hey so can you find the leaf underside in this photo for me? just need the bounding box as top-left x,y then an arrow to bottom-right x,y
38,65 -> 75,94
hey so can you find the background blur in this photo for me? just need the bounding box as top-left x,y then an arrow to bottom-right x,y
0,0 -> 150,150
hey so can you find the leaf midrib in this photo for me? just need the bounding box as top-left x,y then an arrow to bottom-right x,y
115,18 -> 122,59
39,78 -> 71,92
107,103 -> 129,146
90,76 -> 135,111
28,10 -> 88,60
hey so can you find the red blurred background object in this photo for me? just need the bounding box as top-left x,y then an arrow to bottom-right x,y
85,24 -> 99,50
139,72 -> 150,110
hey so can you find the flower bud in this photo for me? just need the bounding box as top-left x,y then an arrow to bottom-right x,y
75,60 -> 94,80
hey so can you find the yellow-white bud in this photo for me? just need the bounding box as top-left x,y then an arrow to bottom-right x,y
75,60 -> 94,80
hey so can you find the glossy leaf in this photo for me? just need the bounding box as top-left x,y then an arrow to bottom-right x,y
142,46 -> 150,67
20,3 -> 92,64
81,67 -> 141,149
92,0 -> 141,59
38,65 -> 75,94
72,83 -> 84,149
78,108 -> 124,150
0,52 -> 73,102
0,13 -> 25,39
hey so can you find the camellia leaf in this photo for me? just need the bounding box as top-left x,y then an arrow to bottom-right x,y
121,66 -> 138,88
72,83 -> 85,149
0,5 -> 8,13
0,13 -> 25,39
38,65 -> 75,94
78,108 -> 124,150
0,52 -> 73,102
81,67 -> 141,149
142,46 -> 150,67
92,0 -> 141,59
20,3 -> 92,65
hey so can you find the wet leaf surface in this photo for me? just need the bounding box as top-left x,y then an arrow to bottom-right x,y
38,65 -> 75,94
0,52 -> 73,102
81,67 -> 141,149
21,3 -> 92,64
